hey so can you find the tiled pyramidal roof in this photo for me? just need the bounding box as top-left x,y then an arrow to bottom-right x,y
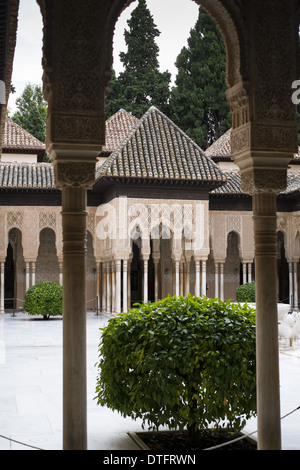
102,109 -> 139,152
207,128 -> 300,196
0,162 -> 55,189
205,128 -> 232,159
212,169 -> 300,197
97,106 -> 226,183
2,118 -> 46,151
205,127 -> 300,160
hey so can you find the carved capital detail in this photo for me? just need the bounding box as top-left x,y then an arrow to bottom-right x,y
241,169 -> 287,196
231,125 -> 250,156
226,82 -> 250,129
55,162 -> 95,189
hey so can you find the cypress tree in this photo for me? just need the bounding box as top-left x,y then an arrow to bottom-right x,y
169,7 -> 231,149
105,0 -> 171,118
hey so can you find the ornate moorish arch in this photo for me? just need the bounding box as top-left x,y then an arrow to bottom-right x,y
33,0 -> 299,451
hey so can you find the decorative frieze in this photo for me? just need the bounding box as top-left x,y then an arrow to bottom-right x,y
39,212 -> 56,230
7,211 -> 23,229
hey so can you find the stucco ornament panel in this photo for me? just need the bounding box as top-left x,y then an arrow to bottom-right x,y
39,212 -> 57,230
38,0 -> 110,155
241,168 -> 287,196
7,211 -> 23,229
55,162 -> 96,189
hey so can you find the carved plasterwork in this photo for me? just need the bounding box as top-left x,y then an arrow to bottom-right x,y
241,168 -> 287,195
54,162 -> 96,189
39,212 -> 57,230
7,211 -> 23,230
226,215 -> 241,235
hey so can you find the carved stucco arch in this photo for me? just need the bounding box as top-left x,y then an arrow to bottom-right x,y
107,0 -> 244,90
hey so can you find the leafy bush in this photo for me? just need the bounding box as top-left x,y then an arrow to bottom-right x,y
95,295 -> 256,438
24,281 -> 63,319
236,281 -> 256,302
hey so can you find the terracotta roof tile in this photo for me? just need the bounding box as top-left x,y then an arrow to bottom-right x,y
205,128 -> 232,158
206,128 -> 300,160
2,118 -> 46,151
102,109 -> 139,152
97,107 -> 226,183
212,169 -> 300,196
0,162 -> 55,189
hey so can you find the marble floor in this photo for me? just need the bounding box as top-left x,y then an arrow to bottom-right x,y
0,311 -> 299,451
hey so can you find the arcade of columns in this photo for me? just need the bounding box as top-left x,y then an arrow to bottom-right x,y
0,0 -> 297,451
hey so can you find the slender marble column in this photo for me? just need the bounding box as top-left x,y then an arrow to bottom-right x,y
175,260 -> 180,296
61,186 -> 88,450
179,262 -> 184,296
220,262 -> 224,301
185,260 -> 190,296
115,260 -> 121,314
102,262 -> 107,313
253,192 -> 281,450
31,261 -> 36,287
122,260 -> 128,312
127,260 -> 131,310
248,262 -> 252,283
289,262 -> 294,308
214,262 -> 219,298
59,261 -> 63,286
294,262 -> 298,309
243,262 -> 247,284
0,261 -> 4,314
106,261 -> 111,313
111,261 -> 116,313
25,261 -> 30,292
201,259 -> 207,297
195,260 -> 200,297
96,262 -> 100,311
143,258 -> 148,303
153,259 -> 159,302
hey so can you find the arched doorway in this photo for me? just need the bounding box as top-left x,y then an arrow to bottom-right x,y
5,228 -> 25,311
4,243 -> 14,310
130,240 -> 143,305
36,228 -> 59,284
224,231 -> 240,301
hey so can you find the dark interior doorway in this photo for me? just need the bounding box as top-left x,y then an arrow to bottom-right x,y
5,243 -> 14,310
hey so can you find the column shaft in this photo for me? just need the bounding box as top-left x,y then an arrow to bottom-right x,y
62,186 -> 87,450
122,260 -> 128,312
115,260 -> 121,314
294,262 -> 298,309
0,262 -> 4,314
195,260 -> 200,297
143,259 -> 148,303
201,259 -> 207,297
253,192 -> 281,450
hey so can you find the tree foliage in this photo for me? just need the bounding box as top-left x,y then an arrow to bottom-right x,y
105,0 -> 171,118
24,281 -> 63,320
95,295 -> 256,437
11,83 -> 47,143
236,282 -> 256,303
169,8 -> 231,149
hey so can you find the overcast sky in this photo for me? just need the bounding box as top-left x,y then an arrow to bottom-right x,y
8,0 -> 200,113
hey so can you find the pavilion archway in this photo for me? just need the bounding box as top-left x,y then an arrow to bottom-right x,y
5,228 -> 25,311
34,0 -> 299,450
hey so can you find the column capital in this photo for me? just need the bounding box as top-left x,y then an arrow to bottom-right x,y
55,161 -> 96,190
240,168 -> 287,196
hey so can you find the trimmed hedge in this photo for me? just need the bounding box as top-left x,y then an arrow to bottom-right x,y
24,281 -> 63,319
236,281 -> 256,302
95,295 -> 256,434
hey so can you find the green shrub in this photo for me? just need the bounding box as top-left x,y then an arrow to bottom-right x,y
24,281 -> 63,319
95,295 -> 256,438
236,281 -> 256,302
